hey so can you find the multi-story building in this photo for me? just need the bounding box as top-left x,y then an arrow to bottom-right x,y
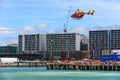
89,30 -> 108,50
89,29 -> 120,50
46,33 -> 88,51
19,33 -> 88,53
18,33 -> 88,60
80,34 -> 89,51
110,30 -> 120,50
19,34 -> 46,53
89,29 -> 120,59
0,45 -> 18,54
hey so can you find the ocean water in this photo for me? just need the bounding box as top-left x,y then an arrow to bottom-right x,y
0,67 -> 120,80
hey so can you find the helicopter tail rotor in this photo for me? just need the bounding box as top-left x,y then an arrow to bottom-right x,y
90,10 -> 95,15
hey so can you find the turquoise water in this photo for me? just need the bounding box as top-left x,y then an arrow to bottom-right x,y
0,67 -> 120,80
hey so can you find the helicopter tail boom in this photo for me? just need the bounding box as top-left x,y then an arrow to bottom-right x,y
85,10 -> 95,15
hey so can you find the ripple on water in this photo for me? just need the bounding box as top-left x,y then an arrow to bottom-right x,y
0,67 -> 120,80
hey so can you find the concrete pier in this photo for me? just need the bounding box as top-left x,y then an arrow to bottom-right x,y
47,63 -> 120,71
0,62 -> 48,67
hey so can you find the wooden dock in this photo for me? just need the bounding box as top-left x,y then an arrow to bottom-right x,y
46,63 -> 120,71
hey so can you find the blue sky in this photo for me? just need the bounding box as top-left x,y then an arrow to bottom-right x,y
0,0 -> 120,45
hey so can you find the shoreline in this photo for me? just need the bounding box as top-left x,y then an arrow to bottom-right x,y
0,62 -> 120,71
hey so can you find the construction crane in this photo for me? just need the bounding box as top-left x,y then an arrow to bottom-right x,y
63,6 -> 71,33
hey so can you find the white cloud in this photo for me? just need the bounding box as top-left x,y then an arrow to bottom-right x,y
69,26 -> 89,33
0,27 -> 16,34
0,37 -> 18,46
95,25 -> 120,30
0,23 -> 48,35
23,23 -> 48,33
46,30 -> 55,34
23,26 -> 35,31
36,23 -> 48,29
